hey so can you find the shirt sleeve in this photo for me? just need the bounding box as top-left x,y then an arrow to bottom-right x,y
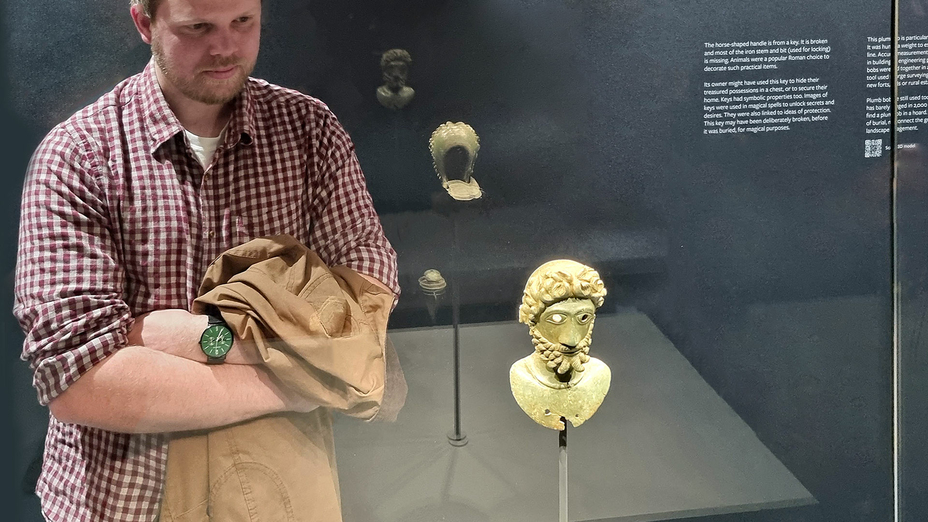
306,107 -> 400,301
13,125 -> 133,406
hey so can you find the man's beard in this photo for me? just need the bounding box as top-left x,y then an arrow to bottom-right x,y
384,75 -> 407,93
153,40 -> 254,105
529,325 -> 592,375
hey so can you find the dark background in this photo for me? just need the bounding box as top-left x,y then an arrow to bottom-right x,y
4,0 -> 923,520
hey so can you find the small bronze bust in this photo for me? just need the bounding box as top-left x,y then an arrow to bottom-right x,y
510,260 -> 612,430
377,49 -> 415,110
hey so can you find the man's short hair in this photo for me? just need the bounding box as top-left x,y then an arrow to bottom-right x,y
132,0 -> 262,19
130,0 -> 158,17
518,260 -> 606,326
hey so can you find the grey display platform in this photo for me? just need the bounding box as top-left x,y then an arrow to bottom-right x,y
333,311 -> 815,522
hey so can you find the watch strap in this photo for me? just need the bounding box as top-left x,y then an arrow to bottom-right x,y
206,352 -> 227,365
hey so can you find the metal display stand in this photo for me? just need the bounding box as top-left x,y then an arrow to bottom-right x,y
559,418 -> 569,522
447,211 -> 468,446
431,192 -> 484,447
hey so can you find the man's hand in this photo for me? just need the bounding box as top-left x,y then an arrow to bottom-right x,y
127,309 -> 205,361
128,309 -> 262,365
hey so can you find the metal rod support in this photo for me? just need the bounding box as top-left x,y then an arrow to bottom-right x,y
447,213 -> 467,446
559,418 -> 568,522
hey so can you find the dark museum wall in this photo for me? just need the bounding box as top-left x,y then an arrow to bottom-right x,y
4,1 -> 918,521
1,0 -> 15,513
1,0 -> 37,519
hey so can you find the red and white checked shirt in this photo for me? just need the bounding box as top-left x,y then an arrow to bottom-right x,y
13,61 -> 399,521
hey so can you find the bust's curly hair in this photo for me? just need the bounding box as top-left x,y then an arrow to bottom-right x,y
518,260 -> 606,326
381,49 -> 412,68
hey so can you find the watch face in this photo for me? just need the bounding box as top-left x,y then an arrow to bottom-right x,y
200,324 -> 233,357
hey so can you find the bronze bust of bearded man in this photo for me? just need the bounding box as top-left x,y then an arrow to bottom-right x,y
510,260 -> 612,430
376,48 -> 415,110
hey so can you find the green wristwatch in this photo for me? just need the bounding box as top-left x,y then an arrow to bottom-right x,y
200,312 -> 233,364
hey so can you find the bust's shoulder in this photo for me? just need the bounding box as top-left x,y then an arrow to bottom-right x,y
581,357 -> 612,385
509,355 -> 534,379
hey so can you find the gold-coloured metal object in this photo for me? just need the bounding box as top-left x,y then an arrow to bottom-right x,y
418,269 -> 447,323
510,260 -> 612,430
418,269 -> 447,295
429,122 -> 482,201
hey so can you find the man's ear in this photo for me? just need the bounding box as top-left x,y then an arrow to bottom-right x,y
130,4 -> 154,45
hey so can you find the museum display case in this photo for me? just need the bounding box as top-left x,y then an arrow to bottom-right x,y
2,0 -> 926,521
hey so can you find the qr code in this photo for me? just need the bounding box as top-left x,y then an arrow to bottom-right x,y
865,139 -> 882,158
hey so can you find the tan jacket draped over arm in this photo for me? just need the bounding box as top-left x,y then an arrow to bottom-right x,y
159,235 -> 405,522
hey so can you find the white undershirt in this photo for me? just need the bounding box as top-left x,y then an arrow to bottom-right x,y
184,126 -> 227,168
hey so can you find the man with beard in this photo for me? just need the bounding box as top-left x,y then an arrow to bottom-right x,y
510,259 -> 612,430
13,0 -> 398,520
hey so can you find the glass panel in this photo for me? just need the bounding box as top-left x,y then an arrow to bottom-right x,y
3,1 -> 899,521
896,0 -> 928,520
336,2 -> 894,520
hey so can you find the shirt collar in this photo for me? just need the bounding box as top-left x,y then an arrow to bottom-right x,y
224,79 -> 257,148
138,59 -> 257,153
138,60 -> 184,153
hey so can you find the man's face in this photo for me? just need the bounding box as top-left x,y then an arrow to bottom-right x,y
135,0 -> 261,106
383,60 -> 408,88
535,298 -> 596,354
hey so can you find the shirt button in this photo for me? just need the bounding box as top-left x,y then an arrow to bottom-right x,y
207,230 -> 215,239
